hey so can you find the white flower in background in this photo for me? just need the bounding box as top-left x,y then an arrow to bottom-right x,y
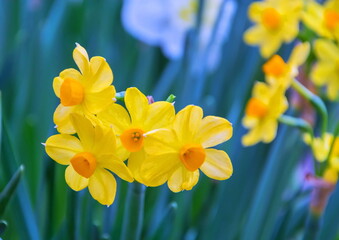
122,0 -> 237,71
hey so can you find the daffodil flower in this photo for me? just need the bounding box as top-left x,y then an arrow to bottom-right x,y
244,0 -> 303,58
53,43 -> 116,134
262,42 -> 310,89
311,39 -> 339,100
242,82 -> 288,146
44,114 -> 133,206
121,0 -> 237,70
97,87 -> 175,184
302,0 -> 339,41
139,105 -> 233,192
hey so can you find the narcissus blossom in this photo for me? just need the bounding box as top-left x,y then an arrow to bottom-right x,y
140,105 -> 233,192
242,82 -> 288,146
263,42 -> 310,89
97,87 -> 175,184
44,114 -> 133,205
311,39 -> 339,100
53,43 -> 116,134
244,0 -> 303,58
302,0 -> 339,41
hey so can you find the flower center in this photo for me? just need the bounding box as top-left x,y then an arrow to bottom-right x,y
262,55 -> 287,77
179,144 -> 205,172
70,152 -> 97,178
246,98 -> 268,118
120,128 -> 145,152
324,9 -> 339,30
261,8 -> 281,30
60,78 -> 84,106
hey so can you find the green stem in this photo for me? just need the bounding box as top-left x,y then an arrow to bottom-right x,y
320,121 -> 339,174
278,115 -> 314,139
291,79 -> 328,135
120,182 -> 146,240
303,211 -> 321,240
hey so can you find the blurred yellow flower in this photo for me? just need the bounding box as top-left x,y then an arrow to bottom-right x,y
244,0 -> 303,58
323,167 -> 338,183
53,43 -> 116,134
97,87 -> 175,184
263,42 -> 310,89
311,39 -> 339,100
302,0 -> 339,41
242,82 -> 288,146
140,105 -> 233,192
44,114 -> 133,206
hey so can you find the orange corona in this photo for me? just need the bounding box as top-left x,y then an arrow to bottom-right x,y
179,144 -> 206,171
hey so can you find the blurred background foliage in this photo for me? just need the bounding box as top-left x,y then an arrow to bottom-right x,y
1,0 -> 339,239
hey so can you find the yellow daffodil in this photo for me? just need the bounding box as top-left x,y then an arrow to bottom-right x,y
139,105 -> 233,192
97,87 -> 175,184
311,39 -> 339,100
53,43 -> 116,134
242,82 -> 288,146
263,42 -> 310,89
323,167 -> 338,183
244,0 -> 303,58
44,114 -> 133,205
302,0 -> 339,41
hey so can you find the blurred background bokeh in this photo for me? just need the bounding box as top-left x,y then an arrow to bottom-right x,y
1,0 -> 339,239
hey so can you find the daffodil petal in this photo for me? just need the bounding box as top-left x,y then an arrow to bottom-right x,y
65,165 -> 89,191
167,167 -> 199,192
97,103 -> 131,134
125,87 -> 149,125
314,39 -> 339,61
144,101 -> 175,130
128,150 -> 146,183
59,68 -> 82,81
88,168 -> 117,206
243,26 -> 265,45
312,62 -> 334,85
173,105 -> 203,143
73,43 -> 90,75
92,126 -> 117,156
98,155 -> 134,182
45,134 -> 83,165
248,2 -> 265,22
53,104 -> 77,134
262,120 -> 278,143
140,153 -> 180,187
89,56 -> 114,92
200,149 -> 233,180
83,85 -> 116,114
53,77 -> 63,98
288,42 -> 310,66
144,128 -> 179,155
197,116 -> 233,148
70,114 -> 95,151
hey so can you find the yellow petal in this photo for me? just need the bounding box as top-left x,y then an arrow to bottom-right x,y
45,134 -> 83,165
59,68 -> 82,81
200,149 -> 233,180
243,26 -> 266,45
242,115 -> 259,128
196,116 -> 233,148
143,129 -> 179,155
125,87 -> 149,125
53,77 -> 63,98
314,39 -> 339,61
97,103 -> 131,134
144,101 -> 175,130
311,62 -> 334,85
288,42 -> 310,67
88,56 -> 114,92
260,37 -> 281,58
167,167 -> 199,192
92,125 -> 117,156
128,150 -> 146,184
53,104 -> 77,134
173,105 -> 203,143
83,85 -> 116,114
248,2 -> 265,22
73,43 -> 90,75
242,125 -> 263,146
88,168 -> 117,206
262,120 -> 278,143
70,114 -> 95,151
98,155 -> 134,182
140,153 -> 180,187
65,165 -> 89,191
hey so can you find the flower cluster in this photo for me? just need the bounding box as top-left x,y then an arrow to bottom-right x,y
44,44 -> 233,205
243,0 -> 339,183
